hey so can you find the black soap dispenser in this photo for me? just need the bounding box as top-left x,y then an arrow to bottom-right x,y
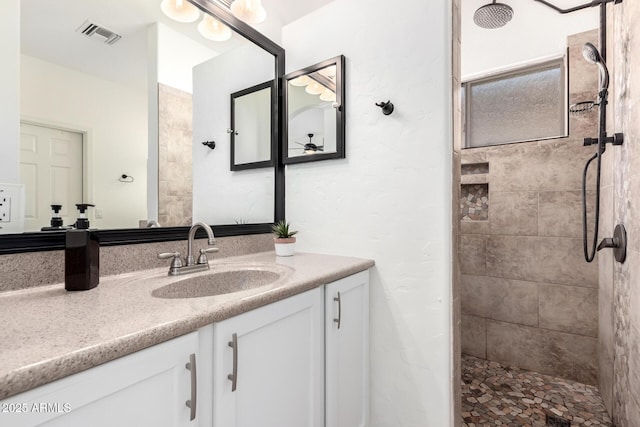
41,204 -> 71,231
65,204 -> 99,291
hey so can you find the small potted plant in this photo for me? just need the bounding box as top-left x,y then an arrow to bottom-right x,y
272,220 -> 298,257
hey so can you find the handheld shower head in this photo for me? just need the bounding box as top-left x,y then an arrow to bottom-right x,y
582,42 -> 610,91
582,42 -> 602,64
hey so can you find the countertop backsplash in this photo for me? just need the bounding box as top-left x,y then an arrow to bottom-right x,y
0,233 -> 274,293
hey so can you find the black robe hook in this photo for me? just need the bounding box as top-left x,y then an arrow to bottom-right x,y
202,140 -> 216,150
375,100 -> 394,115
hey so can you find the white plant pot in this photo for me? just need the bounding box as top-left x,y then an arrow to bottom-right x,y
274,237 -> 296,257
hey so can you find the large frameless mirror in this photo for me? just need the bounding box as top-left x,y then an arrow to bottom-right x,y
284,55 -> 345,164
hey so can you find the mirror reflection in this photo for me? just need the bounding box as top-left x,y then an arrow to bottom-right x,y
15,0 -> 276,233
230,80 -> 274,171
284,55 -> 345,164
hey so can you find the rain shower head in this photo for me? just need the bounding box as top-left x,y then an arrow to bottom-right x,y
473,0 -> 513,29
583,42 -> 610,90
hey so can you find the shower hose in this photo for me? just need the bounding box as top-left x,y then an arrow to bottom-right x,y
582,150 -> 601,263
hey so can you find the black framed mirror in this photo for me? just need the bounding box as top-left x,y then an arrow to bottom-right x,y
230,80 -> 274,171
284,55 -> 345,164
1,0 -> 285,254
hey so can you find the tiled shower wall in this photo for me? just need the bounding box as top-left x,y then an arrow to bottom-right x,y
460,30 -> 601,385
158,84 -> 193,227
599,1 -> 640,425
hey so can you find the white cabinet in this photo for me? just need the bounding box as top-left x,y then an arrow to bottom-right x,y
0,270 -> 370,427
0,332 -> 201,427
212,287 -> 325,427
325,271 -> 370,427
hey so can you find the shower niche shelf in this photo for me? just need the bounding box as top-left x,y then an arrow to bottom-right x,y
461,162 -> 489,185
461,162 -> 489,175
460,183 -> 489,221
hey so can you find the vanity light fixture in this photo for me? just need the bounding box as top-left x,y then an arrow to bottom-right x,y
320,88 -> 336,102
230,0 -> 267,24
290,75 -> 312,87
198,14 -> 232,41
305,81 -> 325,95
160,0 -> 201,23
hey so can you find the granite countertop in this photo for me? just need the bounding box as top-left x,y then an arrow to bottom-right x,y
0,252 -> 374,400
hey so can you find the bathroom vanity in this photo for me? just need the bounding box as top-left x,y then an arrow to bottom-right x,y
0,252 -> 372,427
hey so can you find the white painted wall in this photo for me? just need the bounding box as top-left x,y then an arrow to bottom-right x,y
282,0 -> 453,425
21,55 -> 148,229
0,2 -> 20,184
192,44 -> 274,225
156,23 -> 219,94
462,0 -> 598,79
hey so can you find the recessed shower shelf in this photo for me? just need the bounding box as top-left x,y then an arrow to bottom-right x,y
461,162 -> 489,175
460,183 -> 489,221
461,174 -> 488,185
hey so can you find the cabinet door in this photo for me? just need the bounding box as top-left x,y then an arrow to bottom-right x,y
213,287 -> 324,427
0,332 -> 199,427
325,270 -> 370,427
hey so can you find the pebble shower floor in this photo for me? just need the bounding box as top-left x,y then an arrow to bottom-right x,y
461,354 -> 612,427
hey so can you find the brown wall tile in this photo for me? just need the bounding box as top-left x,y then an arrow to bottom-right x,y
486,235 -> 598,287
461,274 -> 538,326
538,190 -> 595,238
486,320 -> 597,385
489,191 -> 538,236
460,219 -> 490,235
460,235 -> 486,275
487,141 -> 596,193
158,84 -> 193,227
538,283 -> 598,337
462,314 -> 486,359
461,150 -> 486,164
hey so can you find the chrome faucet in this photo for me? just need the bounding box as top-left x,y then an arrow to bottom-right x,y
186,222 -> 216,265
158,222 -> 218,276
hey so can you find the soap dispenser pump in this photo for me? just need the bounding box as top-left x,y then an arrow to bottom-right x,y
41,204 -> 72,231
65,203 -> 99,291
74,203 -> 94,229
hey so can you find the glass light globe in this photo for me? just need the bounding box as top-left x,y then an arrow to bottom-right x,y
198,14 -> 232,41
160,0 -> 200,23
305,81 -> 324,95
320,88 -> 336,102
230,0 -> 267,24
289,76 -> 312,87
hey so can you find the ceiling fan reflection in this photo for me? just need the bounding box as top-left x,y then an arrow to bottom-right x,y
292,133 -> 324,154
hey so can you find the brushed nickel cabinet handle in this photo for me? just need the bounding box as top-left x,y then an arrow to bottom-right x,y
185,353 -> 197,421
334,292 -> 342,329
228,333 -> 238,392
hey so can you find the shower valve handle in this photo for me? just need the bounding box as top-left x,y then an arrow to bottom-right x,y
597,238 -> 617,251
583,133 -> 624,147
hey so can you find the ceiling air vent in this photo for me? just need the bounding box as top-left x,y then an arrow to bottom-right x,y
76,20 -> 122,45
